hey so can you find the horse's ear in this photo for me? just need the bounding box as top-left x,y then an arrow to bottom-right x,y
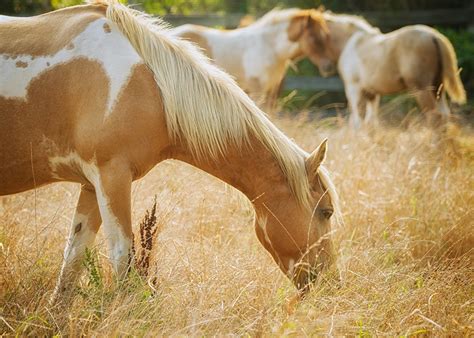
317,5 -> 326,12
306,139 -> 328,183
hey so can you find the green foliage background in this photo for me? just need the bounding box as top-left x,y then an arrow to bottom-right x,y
1,0 -> 472,15
0,0 -> 472,102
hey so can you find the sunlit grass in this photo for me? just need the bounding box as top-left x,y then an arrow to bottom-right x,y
1,116 -> 473,335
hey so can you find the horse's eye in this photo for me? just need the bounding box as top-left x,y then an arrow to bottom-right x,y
321,208 -> 333,219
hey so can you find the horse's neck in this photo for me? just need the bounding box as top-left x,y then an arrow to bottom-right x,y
165,136 -> 288,206
248,20 -> 301,61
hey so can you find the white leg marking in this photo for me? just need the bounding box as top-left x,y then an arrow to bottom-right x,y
49,152 -> 130,273
346,85 -> 363,129
94,178 -> 131,274
61,212 -> 97,266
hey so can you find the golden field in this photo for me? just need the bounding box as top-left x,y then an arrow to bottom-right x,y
1,116 -> 473,336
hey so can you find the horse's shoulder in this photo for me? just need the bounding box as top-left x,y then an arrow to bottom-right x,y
343,31 -> 367,51
339,32 -> 379,73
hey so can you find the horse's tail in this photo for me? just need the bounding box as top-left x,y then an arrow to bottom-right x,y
434,33 -> 466,104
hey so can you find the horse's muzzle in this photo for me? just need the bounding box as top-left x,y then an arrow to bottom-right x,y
292,266 -> 319,295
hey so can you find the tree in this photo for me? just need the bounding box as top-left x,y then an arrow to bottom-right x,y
0,0 -> 51,15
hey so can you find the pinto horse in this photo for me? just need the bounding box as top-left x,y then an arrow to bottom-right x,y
0,1 -> 340,301
170,9 -> 334,110
313,12 -> 466,127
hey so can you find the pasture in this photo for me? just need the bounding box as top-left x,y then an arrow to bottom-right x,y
1,115 -> 472,336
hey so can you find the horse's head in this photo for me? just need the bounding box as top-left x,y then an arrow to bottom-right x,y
287,9 -> 336,77
254,139 -> 337,293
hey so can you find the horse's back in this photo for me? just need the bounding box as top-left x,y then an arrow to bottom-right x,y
0,5 -> 107,57
171,24 -> 215,59
0,5 -> 153,195
388,25 -> 442,87
341,26 -> 441,94
171,23 -> 269,91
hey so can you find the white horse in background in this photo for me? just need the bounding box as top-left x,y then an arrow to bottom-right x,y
315,12 -> 466,127
170,9 -> 334,110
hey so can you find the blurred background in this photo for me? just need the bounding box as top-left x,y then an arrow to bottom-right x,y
2,0 -> 473,116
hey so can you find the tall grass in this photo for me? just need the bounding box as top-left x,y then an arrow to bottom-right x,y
0,118 -> 472,335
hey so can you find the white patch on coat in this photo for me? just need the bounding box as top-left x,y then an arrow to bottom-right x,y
49,151 -> 99,182
170,21 -> 299,93
257,214 -> 284,269
288,258 -> 296,276
62,212 -> 97,265
0,18 -> 141,115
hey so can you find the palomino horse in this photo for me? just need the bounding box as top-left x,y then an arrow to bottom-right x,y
313,12 -> 466,127
0,1 -> 340,301
170,9 -> 334,110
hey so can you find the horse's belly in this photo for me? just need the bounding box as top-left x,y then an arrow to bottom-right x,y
0,133 -> 60,195
0,163 -> 57,196
366,72 -> 405,95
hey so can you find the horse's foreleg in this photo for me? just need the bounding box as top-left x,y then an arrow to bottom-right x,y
51,186 -> 101,303
364,94 -> 380,125
95,160 -> 133,280
346,85 -> 366,129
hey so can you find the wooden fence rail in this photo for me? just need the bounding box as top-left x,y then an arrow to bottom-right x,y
283,76 -> 344,92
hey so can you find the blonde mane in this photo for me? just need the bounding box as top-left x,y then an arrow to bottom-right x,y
252,8 -> 301,26
324,11 -> 380,34
87,0 -> 340,217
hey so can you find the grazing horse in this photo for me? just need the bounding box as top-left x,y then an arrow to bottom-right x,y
313,12 -> 466,127
170,9 -> 334,110
0,1 -> 340,301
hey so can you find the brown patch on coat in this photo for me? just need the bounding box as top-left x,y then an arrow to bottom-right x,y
66,43 -> 75,50
0,55 -> 167,199
0,58 -> 109,194
179,31 -> 213,59
15,61 -> 28,68
103,22 -> 111,33
0,4 -> 106,57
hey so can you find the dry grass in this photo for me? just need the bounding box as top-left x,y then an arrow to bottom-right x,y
1,117 -> 473,336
